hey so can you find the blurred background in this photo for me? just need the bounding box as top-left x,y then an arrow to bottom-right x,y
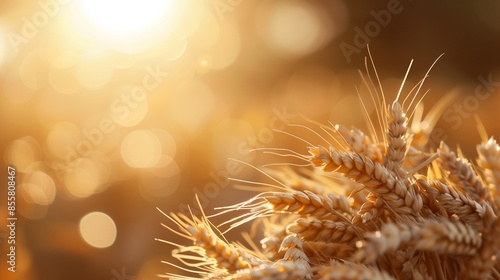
0,0 -> 499,279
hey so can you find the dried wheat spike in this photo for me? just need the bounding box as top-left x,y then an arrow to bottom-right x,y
262,190 -> 353,217
460,218 -> 500,279
158,211 -> 253,276
286,217 -> 359,244
309,145 -> 422,216
477,137 -> 500,208
355,222 -> 419,263
416,220 -> 482,255
279,235 -> 311,278
228,235 -> 312,280
389,251 -> 432,280
417,179 -> 495,230
352,199 -> 380,226
260,219 -> 289,259
384,101 -> 408,179
438,141 -> 491,204
226,261 -> 310,280
357,219 -> 482,266
187,223 -> 252,271
316,261 -> 395,280
335,124 -> 384,163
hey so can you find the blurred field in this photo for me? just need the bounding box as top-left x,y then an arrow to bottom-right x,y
0,1 -> 499,279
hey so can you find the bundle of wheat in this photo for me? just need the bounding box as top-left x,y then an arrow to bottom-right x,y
157,53 -> 500,280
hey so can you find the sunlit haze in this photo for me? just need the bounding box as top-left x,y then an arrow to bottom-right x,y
1,1 -> 499,279
78,0 -> 174,36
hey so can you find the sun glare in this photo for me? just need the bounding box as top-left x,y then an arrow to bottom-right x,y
78,0 -> 173,36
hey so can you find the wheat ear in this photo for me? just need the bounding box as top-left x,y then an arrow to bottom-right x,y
415,220 -> 482,255
417,179 -> 495,230
286,217 -> 359,244
309,145 -> 422,216
262,190 -> 353,217
355,222 -> 419,263
477,137 -> 500,208
228,235 -> 312,280
259,216 -> 291,259
438,141 -> 492,204
215,189 -> 354,231
460,218 -> 500,279
158,211 -> 253,276
356,219 -> 481,265
352,199 -> 380,225
384,101 -> 408,179
335,124 -> 384,163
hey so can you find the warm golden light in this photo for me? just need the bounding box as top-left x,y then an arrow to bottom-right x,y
64,158 -> 101,198
6,137 -> 42,172
121,130 -> 162,168
0,1 -> 497,278
77,0 -> 173,36
168,80 -> 216,133
0,27 -> 6,67
24,171 -> 57,206
76,51 -> 114,90
49,51 -> 82,95
79,212 -> 117,248
255,0 -> 345,59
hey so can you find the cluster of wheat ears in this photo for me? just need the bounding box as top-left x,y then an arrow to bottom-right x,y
157,54 -> 500,279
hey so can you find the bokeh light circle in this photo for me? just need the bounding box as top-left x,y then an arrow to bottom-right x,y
255,0 -> 346,58
64,158 -> 101,198
45,122 -> 82,160
79,212 -> 117,248
121,130 -> 162,168
23,171 -> 57,206
5,137 -> 42,172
